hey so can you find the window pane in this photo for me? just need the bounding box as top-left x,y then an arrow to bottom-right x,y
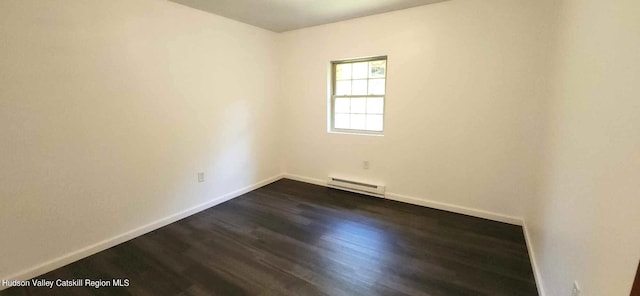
336,64 -> 352,80
336,80 -> 351,95
351,97 -> 366,113
369,60 -> 386,78
367,97 -> 384,114
366,114 -> 383,131
335,114 -> 350,129
368,79 -> 385,95
351,114 -> 366,130
335,97 -> 350,113
352,80 -> 367,95
352,62 -> 368,79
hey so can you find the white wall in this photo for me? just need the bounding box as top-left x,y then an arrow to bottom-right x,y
0,0 -> 281,280
526,0 -> 640,295
278,0 -> 555,220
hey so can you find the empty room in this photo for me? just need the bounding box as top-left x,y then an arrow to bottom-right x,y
1,0 -> 639,295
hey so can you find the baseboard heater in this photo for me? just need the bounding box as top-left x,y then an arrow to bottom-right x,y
327,176 -> 385,197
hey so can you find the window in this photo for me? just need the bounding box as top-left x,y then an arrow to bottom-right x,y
330,56 -> 387,134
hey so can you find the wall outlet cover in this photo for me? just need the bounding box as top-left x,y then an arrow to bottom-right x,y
197,172 -> 205,183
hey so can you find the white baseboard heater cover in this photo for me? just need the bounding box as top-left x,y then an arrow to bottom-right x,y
327,176 -> 385,197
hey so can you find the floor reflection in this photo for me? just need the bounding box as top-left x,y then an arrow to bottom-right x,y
318,219 -> 393,291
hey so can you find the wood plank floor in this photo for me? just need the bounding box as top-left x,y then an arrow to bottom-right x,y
2,179 -> 538,296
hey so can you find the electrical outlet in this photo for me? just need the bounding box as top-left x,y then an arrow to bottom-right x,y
571,281 -> 581,296
363,161 -> 370,170
197,172 -> 205,183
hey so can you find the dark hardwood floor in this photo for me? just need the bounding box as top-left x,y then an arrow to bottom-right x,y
2,179 -> 538,296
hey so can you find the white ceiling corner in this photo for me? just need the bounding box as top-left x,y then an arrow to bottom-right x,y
168,0 -> 450,32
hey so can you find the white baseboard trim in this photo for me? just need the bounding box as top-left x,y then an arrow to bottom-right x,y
283,173 -> 523,226
284,173 -> 326,187
1,173 -> 284,289
523,221 -> 546,296
385,192 -> 523,225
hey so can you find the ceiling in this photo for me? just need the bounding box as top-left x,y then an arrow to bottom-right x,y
168,0 -> 449,32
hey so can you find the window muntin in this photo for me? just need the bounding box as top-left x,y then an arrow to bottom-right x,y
331,56 -> 387,134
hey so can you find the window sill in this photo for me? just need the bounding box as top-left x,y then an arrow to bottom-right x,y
328,130 -> 384,137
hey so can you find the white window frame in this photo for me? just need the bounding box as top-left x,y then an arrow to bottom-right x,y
329,56 -> 387,136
